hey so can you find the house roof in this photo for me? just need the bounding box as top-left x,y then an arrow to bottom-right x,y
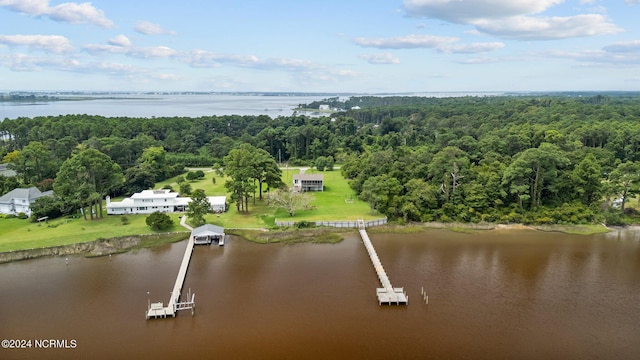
191,224 -> 225,237
0,187 -> 52,203
207,196 -> 226,206
0,163 -> 17,177
293,174 -> 324,181
131,189 -> 179,199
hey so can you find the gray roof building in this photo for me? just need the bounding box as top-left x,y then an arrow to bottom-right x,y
0,163 -> 17,177
0,187 -> 53,216
293,173 -> 324,192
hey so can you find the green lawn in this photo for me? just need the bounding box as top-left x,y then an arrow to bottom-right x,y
157,167 -> 377,226
275,169 -> 378,221
0,213 -> 186,252
0,166 -> 377,252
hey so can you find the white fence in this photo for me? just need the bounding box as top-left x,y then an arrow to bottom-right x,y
275,218 -> 387,228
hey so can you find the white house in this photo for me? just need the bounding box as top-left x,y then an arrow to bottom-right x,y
0,187 -> 53,216
208,196 -> 227,213
319,104 -> 330,110
106,189 -> 226,215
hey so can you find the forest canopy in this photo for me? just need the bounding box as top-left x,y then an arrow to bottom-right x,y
2,94 -> 640,225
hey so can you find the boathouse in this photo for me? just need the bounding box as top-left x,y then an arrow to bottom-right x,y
191,224 -> 225,245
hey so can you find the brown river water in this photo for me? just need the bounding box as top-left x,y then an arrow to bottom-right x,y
1,228 -> 640,359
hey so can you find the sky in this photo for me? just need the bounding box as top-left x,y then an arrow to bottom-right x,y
0,0 -> 639,93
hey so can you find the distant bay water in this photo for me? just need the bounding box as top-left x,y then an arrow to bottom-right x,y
0,92 -> 503,120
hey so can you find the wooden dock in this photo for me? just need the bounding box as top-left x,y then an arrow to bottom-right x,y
358,220 -> 408,305
145,216 -> 197,319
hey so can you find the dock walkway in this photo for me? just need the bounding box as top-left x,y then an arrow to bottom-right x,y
145,216 -> 196,319
358,220 -> 408,305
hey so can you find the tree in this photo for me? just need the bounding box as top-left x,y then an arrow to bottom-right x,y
360,174 -> 402,215
427,146 -> 470,203
608,161 -> 640,213
179,182 -> 192,196
223,143 -> 281,211
30,196 -> 64,221
315,156 -> 335,171
315,156 -> 328,171
265,189 -> 314,216
502,143 -> 569,209
146,211 -> 174,231
250,146 -> 283,202
571,153 -> 602,205
185,170 -> 205,181
401,178 -> 438,221
55,148 -> 124,220
139,146 -> 170,181
186,189 -> 210,227
9,141 -> 57,185
124,165 -> 155,194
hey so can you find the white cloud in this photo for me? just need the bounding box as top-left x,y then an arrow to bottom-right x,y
543,43 -> 640,65
108,35 -> 131,47
152,73 -> 180,81
455,57 -> 501,65
0,52 -> 152,77
353,34 -> 504,54
359,52 -> 400,65
0,34 -> 73,53
127,46 -> 177,59
83,42 -> 177,59
0,0 -> 50,15
603,40 -> 640,53
403,0 -> 563,23
0,0 -> 113,28
625,0 -> 640,4
402,0 -> 621,40
474,14 -> 621,40
135,21 -> 175,35
182,49 -> 322,72
353,34 -> 457,49
439,42 -> 505,54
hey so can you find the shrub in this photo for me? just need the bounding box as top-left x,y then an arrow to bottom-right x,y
162,184 -> 174,191
17,212 -> 28,219
295,221 -> 315,229
120,216 -> 130,225
179,182 -> 192,196
145,211 -> 174,231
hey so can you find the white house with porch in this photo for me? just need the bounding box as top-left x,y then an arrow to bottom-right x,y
0,187 -> 53,216
106,189 -> 226,215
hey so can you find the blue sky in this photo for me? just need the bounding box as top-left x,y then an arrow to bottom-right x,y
0,0 -> 639,93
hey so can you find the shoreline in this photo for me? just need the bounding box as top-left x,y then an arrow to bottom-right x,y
0,222 -> 617,264
0,232 -> 188,264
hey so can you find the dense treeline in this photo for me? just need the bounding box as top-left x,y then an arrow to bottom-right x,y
2,95 -> 640,224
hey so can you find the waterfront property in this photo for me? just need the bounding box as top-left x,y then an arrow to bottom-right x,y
106,189 -> 226,215
191,224 -> 225,245
293,174 -> 324,192
0,187 -> 53,217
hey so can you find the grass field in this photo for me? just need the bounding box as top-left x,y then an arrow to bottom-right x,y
0,213 -> 185,252
0,166 -> 376,252
155,167 -> 377,227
